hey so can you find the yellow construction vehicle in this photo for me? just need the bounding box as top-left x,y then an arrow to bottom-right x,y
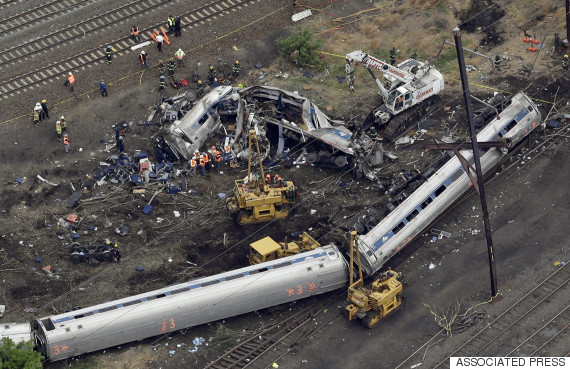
345,231 -> 403,328
249,232 -> 320,264
225,130 -> 298,225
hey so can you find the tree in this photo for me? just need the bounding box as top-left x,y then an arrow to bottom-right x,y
0,338 -> 44,369
276,27 -> 324,68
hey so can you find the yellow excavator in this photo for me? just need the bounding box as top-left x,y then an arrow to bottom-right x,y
345,231 -> 403,328
249,232 -> 320,265
225,129 -> 298,225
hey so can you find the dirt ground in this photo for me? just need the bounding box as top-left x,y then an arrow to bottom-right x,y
0,0 -> 568,368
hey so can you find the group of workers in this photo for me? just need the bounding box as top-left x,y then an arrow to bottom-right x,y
188,146 -> 228,176
31,99 -> 71,151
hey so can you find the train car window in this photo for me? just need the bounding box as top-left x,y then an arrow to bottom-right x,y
122,300 -> 141,307
225,274 -> 244,281
74,314 -> 85,319
170,288 -> 188,295
328,251 -> 336,256
434,184 -> 446,197
504,120 -> 517,133
273,261 -> 293,268
527,105 -> 533,112
367,250 -> 373,256
155,293 -> 167,299
419,196 -> 433,209
42,319 -> 55,331
202,279 -> 221,287
392,221 -> 405,234
450,169 -> 463,182
83,311 -> 94,317
98,305 -> 119,313
406,209 -> 419,222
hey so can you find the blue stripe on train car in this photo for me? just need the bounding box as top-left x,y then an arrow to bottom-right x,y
329,128 -> 352,141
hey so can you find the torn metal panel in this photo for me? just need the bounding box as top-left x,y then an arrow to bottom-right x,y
163,86 -> 237,160
235,86 -> 354,155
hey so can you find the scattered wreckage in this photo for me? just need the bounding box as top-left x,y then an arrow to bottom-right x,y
156,85 -> 388,181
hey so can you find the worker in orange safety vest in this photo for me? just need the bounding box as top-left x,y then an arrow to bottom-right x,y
65,72 -> 75,91
131,25 -> 141,42
189,151 -> 197,175
198,154 -> 206,176
212,146 -> 222,169
63,133 -> 71,153
203,151 -> 210,171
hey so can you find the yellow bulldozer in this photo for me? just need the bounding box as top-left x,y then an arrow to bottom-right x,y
249,232 -> 320,265
225,130 -> 298,225
345,231 -> 403,328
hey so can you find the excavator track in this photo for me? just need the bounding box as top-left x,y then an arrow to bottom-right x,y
381,95 -> 441,141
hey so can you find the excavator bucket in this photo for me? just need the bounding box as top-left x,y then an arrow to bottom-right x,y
160,27 -> 171,45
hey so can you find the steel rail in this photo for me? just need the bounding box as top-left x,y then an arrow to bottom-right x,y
205,293 -> 341,369
0,0 -> 259,97
433,262 -> 569,368
0,0 -> 91,33
0,0 -> 170,67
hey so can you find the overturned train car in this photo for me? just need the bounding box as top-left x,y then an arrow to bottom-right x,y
31,245 -> 347,361
355,92 -> 541,276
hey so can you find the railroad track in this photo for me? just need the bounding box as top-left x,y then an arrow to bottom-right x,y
0,0 -> 24,9
434,262 -> 569,368
0,0 -> 260,97
205,294 -> 341,369
0,0 -> 91,34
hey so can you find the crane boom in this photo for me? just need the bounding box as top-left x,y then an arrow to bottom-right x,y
346,50 -> 415,84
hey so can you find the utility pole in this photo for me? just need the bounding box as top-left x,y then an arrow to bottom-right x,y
452,27 -> 498,298
566,0 -> 570,43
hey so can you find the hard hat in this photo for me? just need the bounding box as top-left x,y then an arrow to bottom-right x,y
107,45 -> 111,49
63,133 -> 68,137
42,99 -> 46,103
209,65 -> 214,70
565,54 -> 569,58
118,136 -> 123,140
235,60 -> 239,64
178,48 -> 182,52
198,80 -> 202,84
141,51 -> 145,54
68,72 -> 72,75
194,149 -> 199,153
56,121 -> 60,125
114,243 -> 118,247
35,102 -> 40,106
60,115 -> 65,120
237,83 -> 243,88
105,240 -> 111,244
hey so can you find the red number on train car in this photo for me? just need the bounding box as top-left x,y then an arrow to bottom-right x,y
53,345 -> 69,355
160,318 -> 176,332
307,282 -> 317,291
286,288 -> 295,296
296,285 -> 303,294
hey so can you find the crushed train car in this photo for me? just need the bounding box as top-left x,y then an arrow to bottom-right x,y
158,85 -> 384,179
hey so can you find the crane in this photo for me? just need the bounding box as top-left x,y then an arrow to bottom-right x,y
346,50 -> 444,140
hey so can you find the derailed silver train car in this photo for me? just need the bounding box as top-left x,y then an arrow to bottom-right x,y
0,322 -> 32,345
357,92 -> 541,276
34,245 -> 348,361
